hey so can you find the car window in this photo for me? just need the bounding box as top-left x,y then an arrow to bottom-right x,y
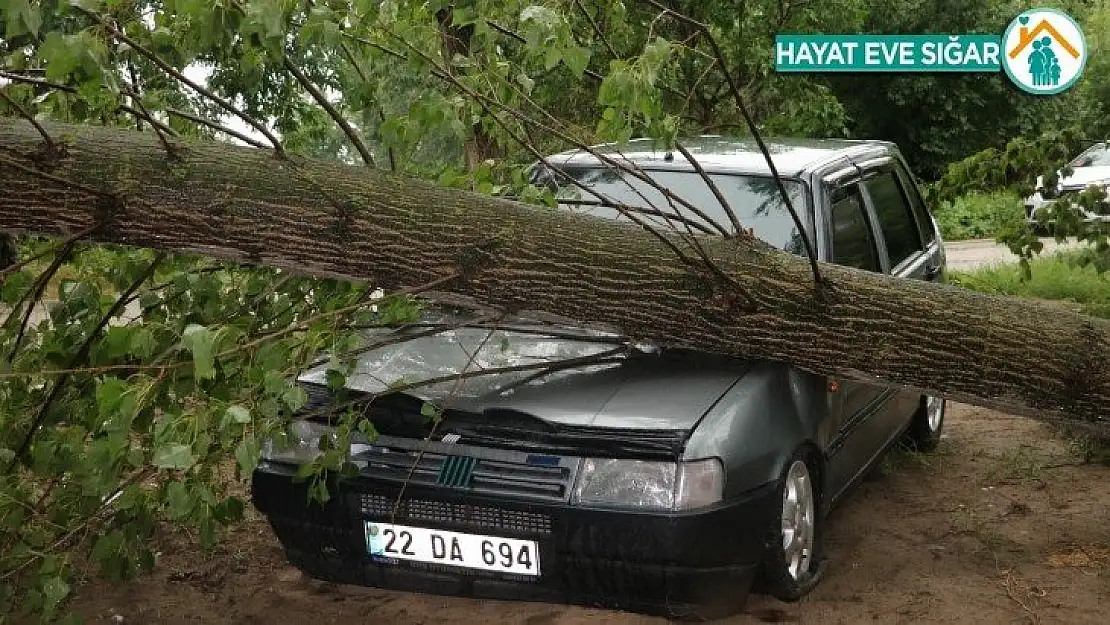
864,172 -> 923,268
1070,143 -> 1110,168
535,166 -> 811,255
830,185 -> 881,272
892,165 -> 936,246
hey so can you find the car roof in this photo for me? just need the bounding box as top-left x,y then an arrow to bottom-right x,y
543,136 -> 897,177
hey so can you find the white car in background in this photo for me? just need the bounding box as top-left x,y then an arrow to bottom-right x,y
1024,142 -> 1110,228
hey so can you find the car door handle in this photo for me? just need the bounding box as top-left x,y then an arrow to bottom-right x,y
923,264 -> 941,281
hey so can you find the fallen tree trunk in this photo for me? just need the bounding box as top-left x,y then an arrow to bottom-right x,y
1,120 -> 1108,432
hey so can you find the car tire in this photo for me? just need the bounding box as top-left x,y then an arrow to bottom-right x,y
756,448 -> 827,602
905,395 -> 945,453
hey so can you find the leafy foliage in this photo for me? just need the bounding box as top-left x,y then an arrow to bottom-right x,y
0,240 -> 421,621
933,192 -> 1026,241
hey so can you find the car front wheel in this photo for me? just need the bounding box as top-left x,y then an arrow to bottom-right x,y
757,449 -> 826,602
905,395 -> 946,452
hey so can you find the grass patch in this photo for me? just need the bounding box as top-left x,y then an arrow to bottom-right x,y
982,445 -> 1047,484
934,191 -> 1026,241
948,251 -> 1110,320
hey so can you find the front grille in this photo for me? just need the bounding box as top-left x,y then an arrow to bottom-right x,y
359,493 -> 553,535
352,444 -> 573,502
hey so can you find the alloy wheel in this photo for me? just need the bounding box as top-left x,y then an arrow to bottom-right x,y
781,460 -> 815,581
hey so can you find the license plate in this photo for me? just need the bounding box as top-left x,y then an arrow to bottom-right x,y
365,522 -> 541,576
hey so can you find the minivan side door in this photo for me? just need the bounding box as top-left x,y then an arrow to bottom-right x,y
856,159 -> 943,435
821,179 -> 899,498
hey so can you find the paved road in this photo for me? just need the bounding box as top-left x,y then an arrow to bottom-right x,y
943,237 -> 1083,272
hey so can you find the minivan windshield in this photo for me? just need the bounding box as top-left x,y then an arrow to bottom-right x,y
540,165 -> 811,255
1071,143 -> 1110,168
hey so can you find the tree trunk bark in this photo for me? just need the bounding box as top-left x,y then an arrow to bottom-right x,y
1,120 -> 1108,432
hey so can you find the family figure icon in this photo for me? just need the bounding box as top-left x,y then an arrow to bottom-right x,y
1029,38 -> 1061,86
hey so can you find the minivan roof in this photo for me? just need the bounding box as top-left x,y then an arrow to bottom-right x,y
544,136 -> 897,177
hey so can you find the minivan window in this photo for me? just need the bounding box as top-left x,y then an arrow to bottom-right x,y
830,185 -> 881,272
865,172 -> 923,268
893,166 -> 936,246
539,166 -> 811,255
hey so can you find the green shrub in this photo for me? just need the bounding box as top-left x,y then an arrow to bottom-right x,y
948,251 -> 1110,319
933,191 -> 1026,241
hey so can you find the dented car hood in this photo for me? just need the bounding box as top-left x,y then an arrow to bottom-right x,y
297,319 -> 748,431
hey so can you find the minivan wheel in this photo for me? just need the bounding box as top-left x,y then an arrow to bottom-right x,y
757,449 -> 826,602
905,395 -> 946,452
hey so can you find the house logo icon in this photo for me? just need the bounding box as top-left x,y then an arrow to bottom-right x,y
1001,8 -> 1087,95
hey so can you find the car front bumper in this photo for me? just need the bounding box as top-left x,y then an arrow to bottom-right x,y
251,463 -> 779,619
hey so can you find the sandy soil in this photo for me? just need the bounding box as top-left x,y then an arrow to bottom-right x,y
66,404 -> 1109,625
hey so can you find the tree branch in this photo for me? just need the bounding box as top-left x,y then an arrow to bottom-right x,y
72,6 -> 284,156
635,0 -> 824,290
574,0 -> 620,58
673,140 -> 743,234
0,222 -> 102,279
0,90 -> 55,150
281,55 -> 375,167
165,107 -> 269,149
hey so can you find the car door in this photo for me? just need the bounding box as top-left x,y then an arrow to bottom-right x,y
822,180 -> 899,497
856,160 -> 941,442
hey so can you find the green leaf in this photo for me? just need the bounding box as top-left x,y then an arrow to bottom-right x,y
515,71 -> 535,94
246,0 -> 286,39
357,418 -> 379,441
214,496 -> 245,524
420,401 -> 443,422
129,327 -> 157,359
263,369 -> 287,396
235,436 -> 260,475
153,443 -> 197,471
96,377 -> 128,420
182,324 -> 216,380
164,481 -> 194,520
325,368 -> 346,390
282,385 -> 308,412
41,575 -> 70,618
562,46 -> 591,78
225,405 -> 251,424
2,0 -> 42,39
39,31 -> 81,81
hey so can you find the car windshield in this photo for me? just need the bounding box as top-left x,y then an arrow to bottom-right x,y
1071,143 -> 1110,167
539,165 -> 810,255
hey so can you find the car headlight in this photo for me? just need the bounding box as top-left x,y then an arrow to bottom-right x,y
570,458 -> 724,511
260,420 -> 336,464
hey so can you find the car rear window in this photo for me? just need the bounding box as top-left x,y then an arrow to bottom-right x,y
539,166 -> 811,255
864,172 -> 923,268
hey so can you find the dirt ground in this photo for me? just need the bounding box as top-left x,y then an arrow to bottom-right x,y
66,404 -> 1109,625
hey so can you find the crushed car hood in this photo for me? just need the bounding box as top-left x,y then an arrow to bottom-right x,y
297,321 -> 747,431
